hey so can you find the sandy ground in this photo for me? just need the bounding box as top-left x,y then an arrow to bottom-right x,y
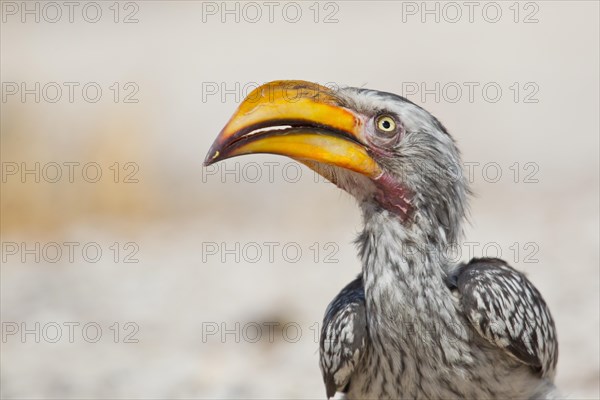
1,1 -> 599,398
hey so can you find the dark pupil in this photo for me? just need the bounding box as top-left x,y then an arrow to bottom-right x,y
382,120 -> 391,129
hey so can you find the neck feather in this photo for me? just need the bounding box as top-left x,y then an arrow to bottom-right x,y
356,203 -> 463,311
356,204 -> 468,348
355,204 -> 477,386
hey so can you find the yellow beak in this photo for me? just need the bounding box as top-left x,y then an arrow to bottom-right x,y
204,80 -> 381,178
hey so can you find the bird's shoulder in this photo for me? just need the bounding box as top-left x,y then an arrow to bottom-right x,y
448,257 -> 558,379
320,275 -> 368,399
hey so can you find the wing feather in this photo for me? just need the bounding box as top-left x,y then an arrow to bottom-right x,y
453,258 -> 558,379
319,275 -> 368,398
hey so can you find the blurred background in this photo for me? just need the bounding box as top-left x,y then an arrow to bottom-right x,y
1,1 -> 598,398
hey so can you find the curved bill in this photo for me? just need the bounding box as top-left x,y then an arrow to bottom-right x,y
204,80 -> 381,178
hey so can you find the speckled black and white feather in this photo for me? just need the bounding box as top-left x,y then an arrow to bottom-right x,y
449,258 -> 558,379
319,276 -> 368,398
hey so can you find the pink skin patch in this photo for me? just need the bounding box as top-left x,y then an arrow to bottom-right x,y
372,172 -> 413,221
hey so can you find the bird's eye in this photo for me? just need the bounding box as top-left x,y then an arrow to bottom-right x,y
368,113 -> 402,149
375,115 -> 397,134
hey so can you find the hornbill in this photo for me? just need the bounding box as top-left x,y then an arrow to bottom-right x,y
204,80 -> 559,399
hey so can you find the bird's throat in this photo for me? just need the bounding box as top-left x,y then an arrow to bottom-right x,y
372,172 -> 413,222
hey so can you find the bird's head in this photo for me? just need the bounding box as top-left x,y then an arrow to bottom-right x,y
205,80 -> 469,243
